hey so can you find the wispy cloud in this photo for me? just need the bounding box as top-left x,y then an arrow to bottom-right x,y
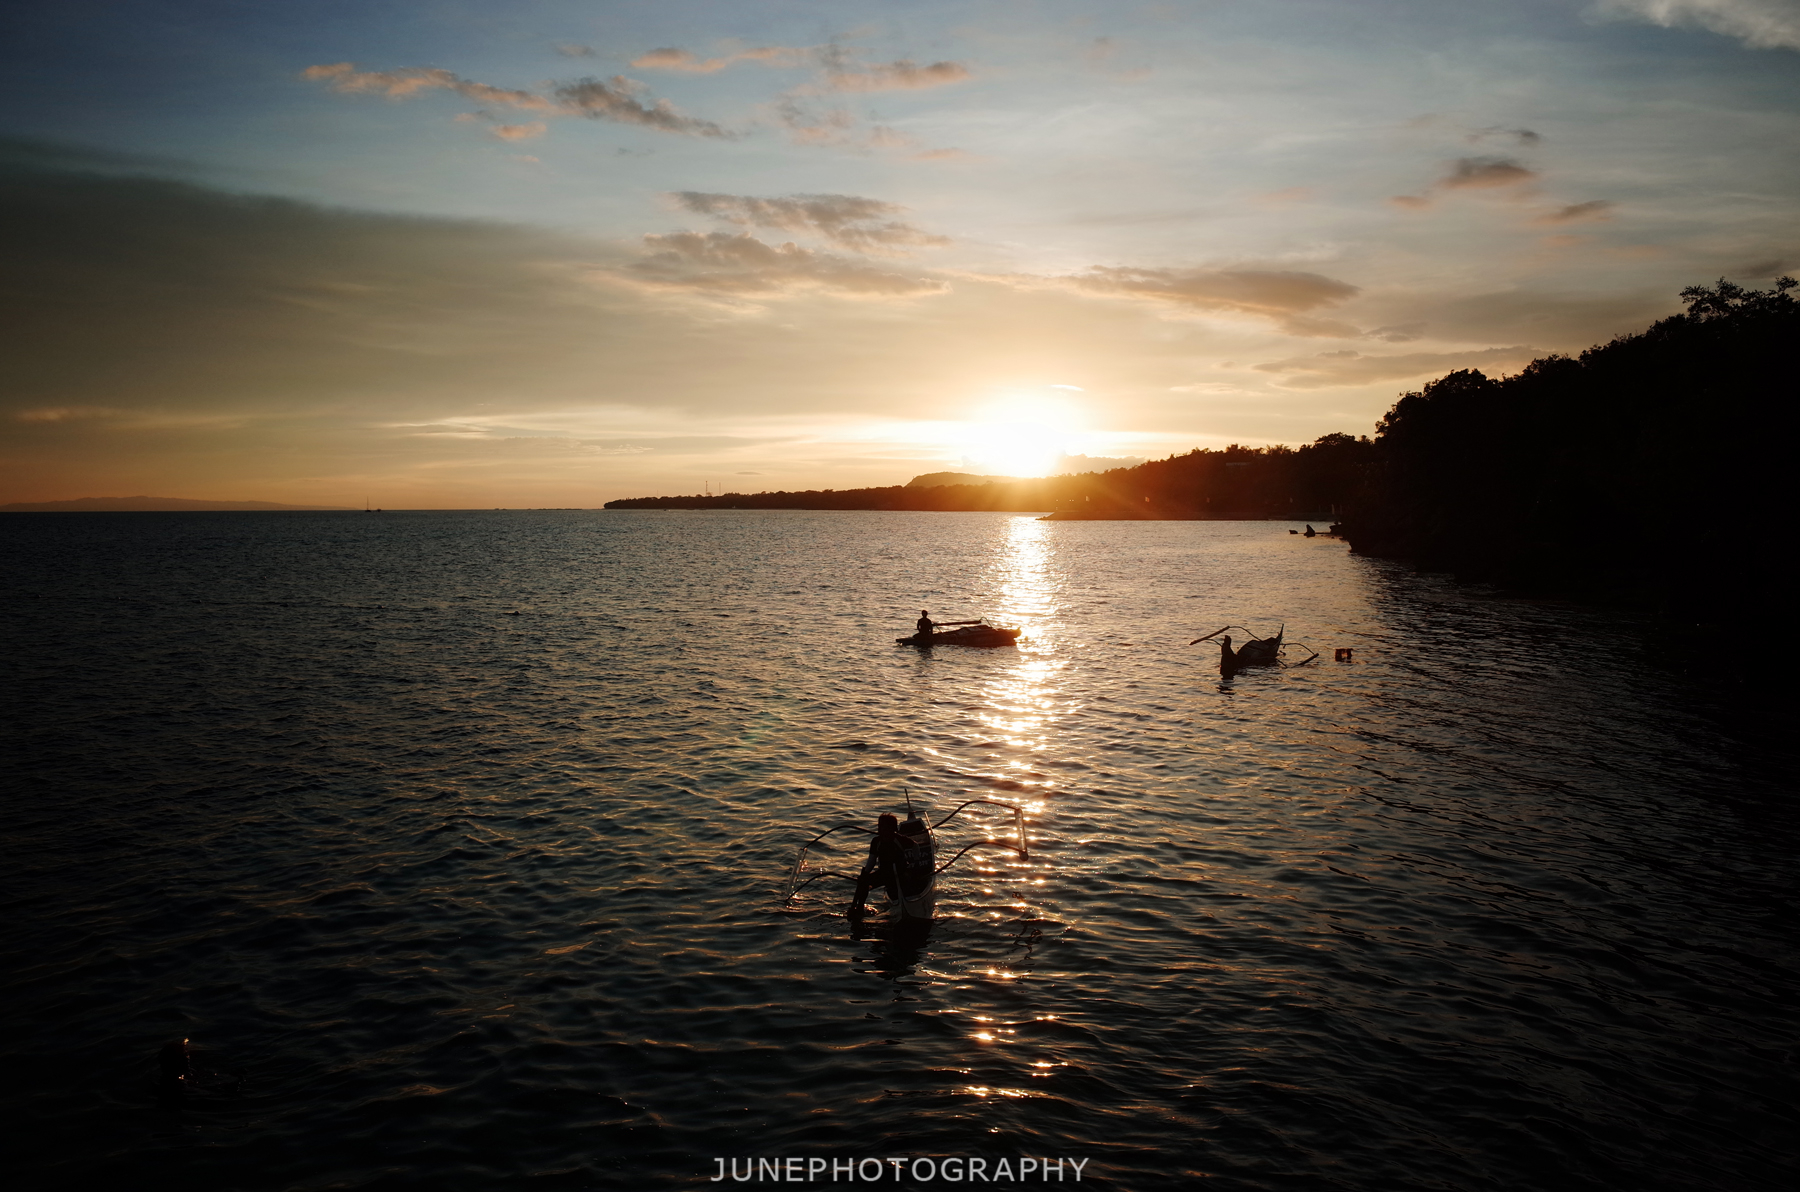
670,192 -> 950,254
1391,156 -> 1541,209
1439,156 -> 1539,189
555,44 -> 595,58
303,63 -> 730,138
717,42 -> 974,152
1061,267 -> 1361,335
552,76 -> 731,137
632,42 -> 970,91
1533,199 -> 1617,225
631,45 -> 812,73
819,56 -> 971,92
1252,345 -> 1538,388
618,232 -> 949,296
1468,126 -> 1542,146
302,63 -> 557,110
16,406 -> 125,423
1595,0 -> 1800,51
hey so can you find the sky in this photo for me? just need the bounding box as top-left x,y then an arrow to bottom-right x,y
2,0 -> 1796,507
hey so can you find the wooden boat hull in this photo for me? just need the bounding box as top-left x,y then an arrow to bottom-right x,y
898,626 -> 1021,648
888,880 -> 938,920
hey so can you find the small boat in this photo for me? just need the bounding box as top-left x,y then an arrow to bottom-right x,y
783,797 -> 1030,923
1188,624 -> 1318,675
897,621 -> 1022,648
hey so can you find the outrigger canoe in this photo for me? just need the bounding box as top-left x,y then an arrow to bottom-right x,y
782,797 -> 1030,923
1188,624 -> 1318,676
898,623 -> 1022,648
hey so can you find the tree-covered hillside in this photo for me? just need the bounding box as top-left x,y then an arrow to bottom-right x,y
1341,277 -> 1796,611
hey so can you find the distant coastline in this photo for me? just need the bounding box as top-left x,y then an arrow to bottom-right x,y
602,439 -> 1364,520
1,496 -> 356,512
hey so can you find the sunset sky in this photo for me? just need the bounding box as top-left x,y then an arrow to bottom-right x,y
3,0 -> 1796,506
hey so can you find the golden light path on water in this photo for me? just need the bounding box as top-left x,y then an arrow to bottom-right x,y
955,516 -> 1066,1092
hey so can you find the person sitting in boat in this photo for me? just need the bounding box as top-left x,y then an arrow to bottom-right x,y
851,814 -> 905,912
916,610 -> 935,638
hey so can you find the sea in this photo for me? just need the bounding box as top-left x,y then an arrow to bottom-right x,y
3,510 -> 1794,1192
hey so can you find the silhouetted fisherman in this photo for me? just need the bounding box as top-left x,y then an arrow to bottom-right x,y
851,814 -> 904,913
917,610 -> 935,638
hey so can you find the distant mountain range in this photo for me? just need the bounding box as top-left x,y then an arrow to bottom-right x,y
1,496 -> 356,511
908,455 -> 1148,487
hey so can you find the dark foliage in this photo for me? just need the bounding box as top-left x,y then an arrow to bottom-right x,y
1341,277 -> 1797,612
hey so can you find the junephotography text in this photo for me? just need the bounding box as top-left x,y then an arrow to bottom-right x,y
709,1157 -> 1091,1182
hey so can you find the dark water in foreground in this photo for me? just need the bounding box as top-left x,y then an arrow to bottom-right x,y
3,510 -> 1795,1191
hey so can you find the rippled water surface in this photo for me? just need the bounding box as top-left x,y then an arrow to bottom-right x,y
4,510 -> 1795,1191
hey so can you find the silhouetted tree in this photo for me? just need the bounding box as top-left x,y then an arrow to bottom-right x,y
1342,277 -> 1797,613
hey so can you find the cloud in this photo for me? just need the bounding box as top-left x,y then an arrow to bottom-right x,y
1595,0 -> 1800,50
1438,156 -> 1539,189
555,44 -> 595,58
16,406 -> 124,422
1469,126 -> 1542,146
302,63 -> 556,111
551,76 -> 731,137
630,43 -> 968,90
1356,288 -> 1674,349
1062,266 -> 1361,334
821,57 -> 972,92
618,232 -> 949,296
1534,199 -> 1616,225
631,45 -> 811,72
1365,323 -> 1426,343
0,152 -> 650,438
1392,156 -> 1541,210
492,122 -> 547,141
767,99 -> 942,155
1252,346 -> 1539,388
1734,256 -> 1795,276
303,63 -> 731,138
669,192 -> 949,254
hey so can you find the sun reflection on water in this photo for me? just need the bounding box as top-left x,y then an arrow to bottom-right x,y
975,516 -> 1065,798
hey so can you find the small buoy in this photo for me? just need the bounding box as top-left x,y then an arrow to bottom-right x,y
1334,648 -> 1354,662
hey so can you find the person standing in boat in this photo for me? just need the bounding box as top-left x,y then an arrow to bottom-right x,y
916,610 -> 935,640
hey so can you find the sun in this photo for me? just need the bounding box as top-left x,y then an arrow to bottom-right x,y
955,391 -> 1087,478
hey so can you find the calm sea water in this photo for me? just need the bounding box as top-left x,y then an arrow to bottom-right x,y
3,510 -> 1794,1192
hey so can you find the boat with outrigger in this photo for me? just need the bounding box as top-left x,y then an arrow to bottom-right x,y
1188,624 -> 1319,676
897,612 -> 1022,648
782,794 -> 1030,924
